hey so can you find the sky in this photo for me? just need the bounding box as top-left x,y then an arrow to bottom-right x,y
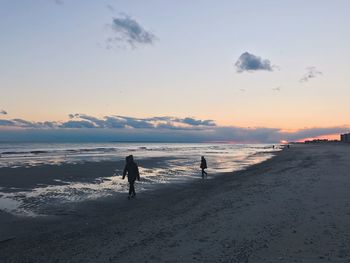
0,0 -> 349,142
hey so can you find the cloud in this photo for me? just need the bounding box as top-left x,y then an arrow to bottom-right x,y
54,0 -> 64,5
0,115 -> 216,130
203,126 -> 349,143
60,120 -> 97,128
235,52 -> 274,73
107,14 -> 157,49
12,119 -> 36,127
107,4 -> 115,11
300,67 -> 323,83
0,122 -> 347,143
0,114 -> 348,143
0,110 -> 7,115
272,87 -> 281,92
0,119 -> 15,126
180,117 -> 216,127
13,119 -> 60,129
70,114 -> 107,128
113,116 -> 153,129
280,126 -> 347,141
0,118 -> 59,129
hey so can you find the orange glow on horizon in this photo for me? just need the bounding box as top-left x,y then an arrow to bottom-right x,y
296,133 -> 340,143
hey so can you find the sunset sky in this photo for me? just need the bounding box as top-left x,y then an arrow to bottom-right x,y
0,0 -> 349,142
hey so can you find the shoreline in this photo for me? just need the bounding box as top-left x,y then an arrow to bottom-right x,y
1,144 -> 350,262
0,149 -> 277,216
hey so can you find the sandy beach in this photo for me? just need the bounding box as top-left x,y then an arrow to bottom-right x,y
1,144 -> 350,262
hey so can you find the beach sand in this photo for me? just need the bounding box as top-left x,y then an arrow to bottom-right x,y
1,144 -> 350,262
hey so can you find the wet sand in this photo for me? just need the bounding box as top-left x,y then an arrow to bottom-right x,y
1,144 -> 350,262
0,157 -> 172,191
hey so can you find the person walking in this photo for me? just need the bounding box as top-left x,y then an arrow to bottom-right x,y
200,156 -> 207,179
122,155 -> 140,199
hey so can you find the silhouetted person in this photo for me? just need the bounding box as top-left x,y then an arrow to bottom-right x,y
122,155 -> 140,199
200,156 -> 207,179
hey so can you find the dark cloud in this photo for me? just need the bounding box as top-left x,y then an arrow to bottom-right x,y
107,15 -> 157,48
125,117 -> 155,128
0,119 -> 15,126
235,52 -> 274,73
69,115 -> 216,129
180,117 -> 216,127
107,4 -> 115,11
0,123 -> 347,143
42,121 -> 58,128
60,120 -> 97,129
0,118 -> 58,128
10,119 -> 58,129
300,67 -> 323,83
0,110 -> 7,115
0,114 -> 347,143
71,114 -> 107,128
12,119 -> 36,128
68,113 -> 79,119
103,116 -> 127,128
0,115 -> 216,130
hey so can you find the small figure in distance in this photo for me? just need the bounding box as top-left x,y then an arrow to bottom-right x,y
122,155 -> 140,199
272,145 -> 275,149
200,156 -> 208,179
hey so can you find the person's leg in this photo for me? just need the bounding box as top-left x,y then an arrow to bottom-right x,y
128,182 -> 133,198
201,169 -> 205,179
130,181 -> 135,197
132,181 -> 136,196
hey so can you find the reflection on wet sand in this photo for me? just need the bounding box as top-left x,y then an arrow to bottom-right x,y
0,143 -> 281,215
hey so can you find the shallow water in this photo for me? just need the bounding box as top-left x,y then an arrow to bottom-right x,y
0,142 -> 277,168
0,143 -> 281,215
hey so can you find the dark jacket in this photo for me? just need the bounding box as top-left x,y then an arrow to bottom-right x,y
200,158 -> 207,169
123,161 -> 140,182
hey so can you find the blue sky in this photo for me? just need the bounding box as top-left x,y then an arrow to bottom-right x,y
0,0 -> 349,142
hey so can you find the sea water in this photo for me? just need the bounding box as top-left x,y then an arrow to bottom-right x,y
0,142 -> 281,215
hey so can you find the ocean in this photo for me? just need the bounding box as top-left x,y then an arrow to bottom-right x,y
0,142 -> 281,215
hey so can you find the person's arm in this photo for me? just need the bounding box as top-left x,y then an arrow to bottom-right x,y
122,165 -> 127,179
136,165 -> 140,181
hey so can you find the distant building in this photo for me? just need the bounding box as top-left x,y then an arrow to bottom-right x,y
340,133 -> 350,143
304,139 -> 338,144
